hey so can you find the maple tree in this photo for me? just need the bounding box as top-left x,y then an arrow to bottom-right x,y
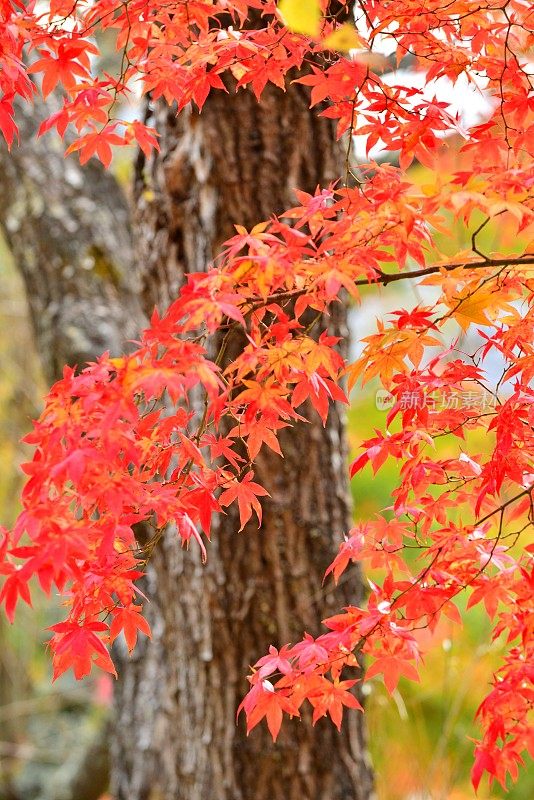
0,0 -> 533,794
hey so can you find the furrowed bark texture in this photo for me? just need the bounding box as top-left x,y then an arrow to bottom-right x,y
112,86 -> 374,800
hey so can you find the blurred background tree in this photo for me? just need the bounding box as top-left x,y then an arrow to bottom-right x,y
0,233 -> 113,800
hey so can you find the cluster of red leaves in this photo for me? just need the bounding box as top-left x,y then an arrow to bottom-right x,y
1,1 -> 533,164
1,0 -> 534,791
1,166 -> 532,788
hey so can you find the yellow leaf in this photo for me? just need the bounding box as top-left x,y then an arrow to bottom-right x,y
231,259 -> 254,282
450,287 -> 514,332
322,23 -> 365,52
230,63 -> 247,81
250,221 -> 270,235
278,0 -> 321,36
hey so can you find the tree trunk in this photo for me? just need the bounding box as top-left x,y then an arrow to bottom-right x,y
0,73 -> 374,800
0,98 -> 143,800
112,87 -> 374,800
0,99 -> 144,384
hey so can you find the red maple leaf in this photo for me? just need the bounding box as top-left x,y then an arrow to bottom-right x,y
219,471 -> 270,531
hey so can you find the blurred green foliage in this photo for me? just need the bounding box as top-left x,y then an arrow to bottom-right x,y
347,397 -> 533,799
346,150 -> 533,798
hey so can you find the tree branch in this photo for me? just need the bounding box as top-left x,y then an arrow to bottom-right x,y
368,255 -> 534,287
253,255 -> 534,309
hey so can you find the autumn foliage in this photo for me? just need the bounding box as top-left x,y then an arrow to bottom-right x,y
0,0 -> 533,792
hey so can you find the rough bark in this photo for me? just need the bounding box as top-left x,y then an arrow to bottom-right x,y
112,86 -> 374,800
0,63 -> 374,800
0,98 -> 144,800
0,99 -> 144,384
